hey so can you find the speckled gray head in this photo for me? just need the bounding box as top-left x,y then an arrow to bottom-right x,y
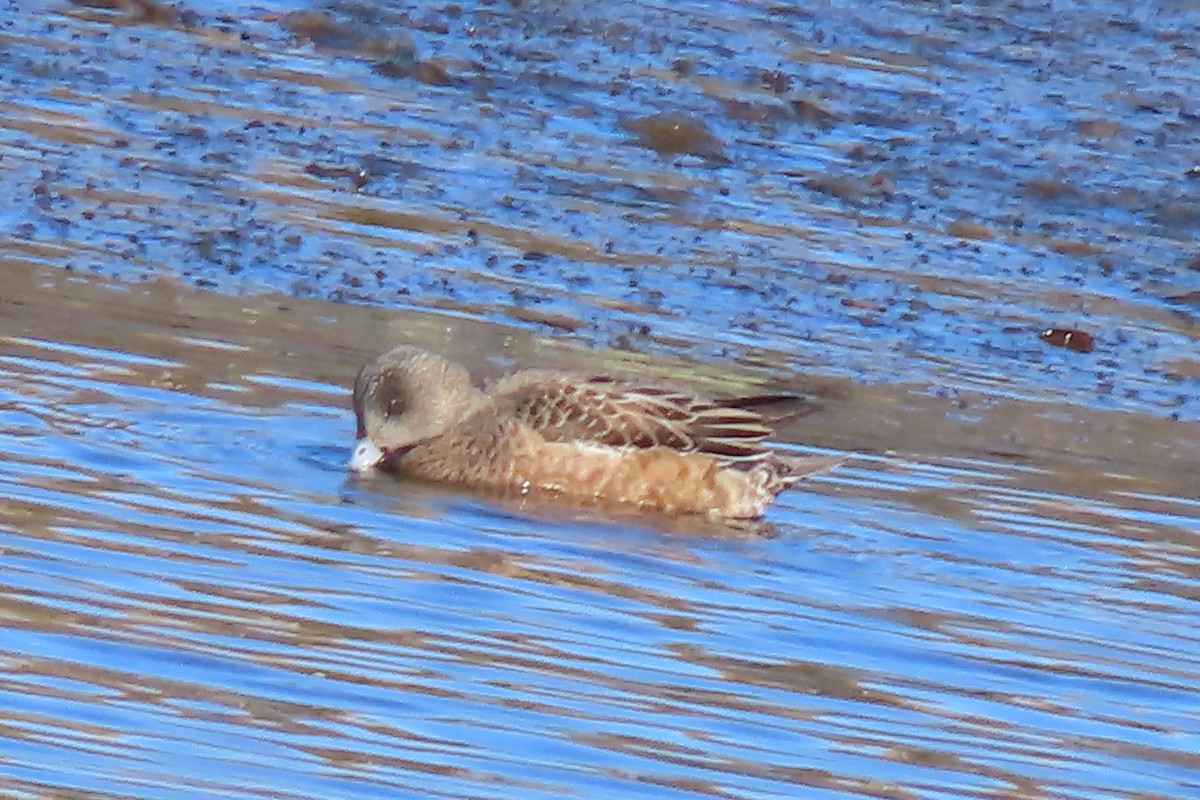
349,345 -> 487,473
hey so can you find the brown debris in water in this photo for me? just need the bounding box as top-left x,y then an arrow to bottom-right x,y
1024,177 -> 1080,201
71,0 -> 187,26
281,11 -> 414,62
756,69 -> 792,94
721,100 -> 784,125
946,218 -> 994,240
375,58 -> 457,86
803,171 -> 893,204
1165,290 -> 1200,307
789,98 -> 838,128
305,162 -> 370,190
841,298 -> 886,313
1076,119 -> 1124,139
505,306 -> 586,332
1040,328 -> 1095,353
280,10 -> 455,87
625,112 -> 728,163
1048,238 -> 1105,256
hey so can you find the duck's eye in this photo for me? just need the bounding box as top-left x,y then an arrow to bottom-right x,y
384,395 -> 405,419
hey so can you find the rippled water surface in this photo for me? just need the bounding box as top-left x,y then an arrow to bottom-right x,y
2,1 -> 1200,799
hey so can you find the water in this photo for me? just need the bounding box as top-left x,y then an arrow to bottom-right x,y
2,1 -> 1199,799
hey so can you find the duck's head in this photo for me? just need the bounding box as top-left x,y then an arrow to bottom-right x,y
350,346 -> 484,473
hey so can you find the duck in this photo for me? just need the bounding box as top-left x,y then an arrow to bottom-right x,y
350,346 -> 844,519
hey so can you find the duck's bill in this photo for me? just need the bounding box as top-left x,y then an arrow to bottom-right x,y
349,438 -> 385,473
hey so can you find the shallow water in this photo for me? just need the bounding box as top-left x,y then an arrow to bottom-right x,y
3,265 -> 1198,799
2,1 -> 1200,799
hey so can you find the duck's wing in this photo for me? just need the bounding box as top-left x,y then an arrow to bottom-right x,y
489,371 -> 795,467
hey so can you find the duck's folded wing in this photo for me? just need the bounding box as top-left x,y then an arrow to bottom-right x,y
490,372 -> 783,467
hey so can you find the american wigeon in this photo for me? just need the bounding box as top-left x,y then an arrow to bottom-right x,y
350,346 -> 844,519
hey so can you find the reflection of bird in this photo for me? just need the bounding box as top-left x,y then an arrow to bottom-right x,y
351,346 -> 844,519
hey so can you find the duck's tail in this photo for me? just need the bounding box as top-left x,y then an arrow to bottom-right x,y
770,454 -> 848,489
